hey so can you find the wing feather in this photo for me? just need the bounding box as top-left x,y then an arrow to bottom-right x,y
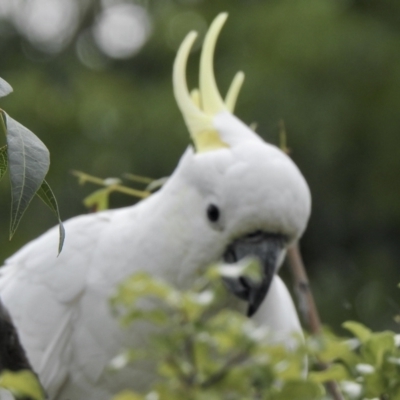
0,212 -> 114,397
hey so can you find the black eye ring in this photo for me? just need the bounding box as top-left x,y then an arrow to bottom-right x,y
207,204 -> 220,222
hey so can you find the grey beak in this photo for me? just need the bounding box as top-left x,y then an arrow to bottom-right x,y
223,232 -> 286,317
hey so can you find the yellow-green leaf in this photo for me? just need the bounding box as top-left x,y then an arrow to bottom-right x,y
343,321 -> 372,343
83,188 -> 110,211
272,380 -> 324,400
0,370 -> 45,400
309,364 -> 349,383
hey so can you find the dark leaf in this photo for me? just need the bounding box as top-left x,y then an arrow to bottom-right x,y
36,180 -> 65,254
3,112 -> 50,238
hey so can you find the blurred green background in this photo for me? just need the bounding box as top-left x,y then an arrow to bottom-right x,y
0,0 -> 399,333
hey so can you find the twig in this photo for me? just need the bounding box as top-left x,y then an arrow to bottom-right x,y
287,245 -> 321,333
278,119 -> 290,155
123,173 -> 153,184
287,244 -> 344,400
71,170 -> 150,199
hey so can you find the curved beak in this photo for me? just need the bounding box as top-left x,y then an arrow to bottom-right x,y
222,232 -> 286,317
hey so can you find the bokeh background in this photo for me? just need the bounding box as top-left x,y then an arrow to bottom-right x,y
0,0 -> 399,333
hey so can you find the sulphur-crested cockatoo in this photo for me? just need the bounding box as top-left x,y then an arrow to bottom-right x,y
0,13 -> 311,400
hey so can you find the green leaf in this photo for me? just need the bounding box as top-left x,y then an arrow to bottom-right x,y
272,380 -> 324,400
0,370 -> 45,400
343,321 -> 372,343
83,188 -> 110,211
3,111 -> 50,238
36,179 -> 65,254
0,77 -> 13,98
309,364 -> 349,383
363,371 -> 386,397
0,145 -> 7,182
362,331 -> 395,367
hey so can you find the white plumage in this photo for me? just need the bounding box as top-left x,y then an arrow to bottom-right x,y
0,13 -> 311,399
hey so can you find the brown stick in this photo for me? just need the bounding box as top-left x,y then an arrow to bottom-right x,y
287,244 -> 344,400
287,245 -> 321,333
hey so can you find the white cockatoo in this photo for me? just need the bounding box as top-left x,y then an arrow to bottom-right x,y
0,13 -> 311,400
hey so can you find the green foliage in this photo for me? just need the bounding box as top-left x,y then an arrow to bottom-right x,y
0,370 -> 45,400
110,269 -> 400,399
0,78 -> 64,251
110,264 -> 324,399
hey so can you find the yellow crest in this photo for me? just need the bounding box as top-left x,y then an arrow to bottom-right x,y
173,13 -> 245,153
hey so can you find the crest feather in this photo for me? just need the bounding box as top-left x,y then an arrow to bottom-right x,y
173,13 -> 245,153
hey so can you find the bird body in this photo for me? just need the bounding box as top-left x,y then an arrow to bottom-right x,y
0,13 -> 311,399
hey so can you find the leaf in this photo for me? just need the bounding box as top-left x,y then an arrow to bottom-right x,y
0,77 -> 13,98
272,380 -> 324,400
83,188 -> 110,211
343,321 -> 372,343
0,145 -> 7,182
3,112 -> 50,238
314,335 -> 359,366
363,371 -> 386,397
362,331 -> 395,367
0,370 -> 45,400
309,364 -> 349,383
36,179 -> 65,254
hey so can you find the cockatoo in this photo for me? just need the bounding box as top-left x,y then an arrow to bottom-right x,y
0,13 -> 311,400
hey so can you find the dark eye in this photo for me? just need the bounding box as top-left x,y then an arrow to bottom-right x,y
207,204 -> 220,222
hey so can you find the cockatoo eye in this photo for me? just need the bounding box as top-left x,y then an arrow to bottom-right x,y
206,204 -> 220,222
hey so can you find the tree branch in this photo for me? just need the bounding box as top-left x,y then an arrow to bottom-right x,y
287,244 -> 344,400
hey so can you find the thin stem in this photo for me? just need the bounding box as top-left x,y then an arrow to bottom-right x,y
71,170 -> 150,199
123,173 -> 153,184
278,119 -> 289,155
110,184 -> 150,199
287,245 -> 321,334
71,170 -> 108,186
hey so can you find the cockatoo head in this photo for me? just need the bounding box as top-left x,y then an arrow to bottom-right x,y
170,13 -> 311,316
